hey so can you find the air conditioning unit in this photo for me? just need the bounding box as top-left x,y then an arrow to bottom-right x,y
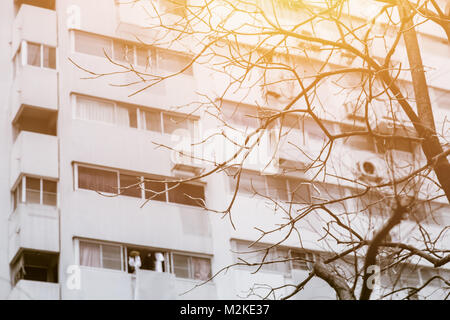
356,159 -> 383,183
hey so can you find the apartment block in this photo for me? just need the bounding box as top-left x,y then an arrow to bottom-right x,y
0,0 -> 449,300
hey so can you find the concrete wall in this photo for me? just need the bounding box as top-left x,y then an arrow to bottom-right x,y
8,280 -> 60,300
8,203 -> 59,262
10,131 -> 59,187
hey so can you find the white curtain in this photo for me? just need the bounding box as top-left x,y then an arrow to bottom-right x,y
193,257 -> 211,281
76,96 -> 115,124
116,105 -> 130,127
80,242 -> 101,268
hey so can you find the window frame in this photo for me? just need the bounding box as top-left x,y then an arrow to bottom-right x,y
72,31 -> 194,75
74,163 -> 206,208
75,238 -> 212,280
13,175 -> 58,208
228,170 -> 311,203
75,164 -> 120,195
170,252 -> 212,281
21,41 -> 57,70
77,239 -> 126,272
73,94 -> 198,135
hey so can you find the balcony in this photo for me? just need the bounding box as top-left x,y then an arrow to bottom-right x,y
8,203 -> 59,262
10,131 -> 58,187
11,65 -> 58,123
12,4 -> 56,55
63,267 -> 216,299
8,280 -> 59,300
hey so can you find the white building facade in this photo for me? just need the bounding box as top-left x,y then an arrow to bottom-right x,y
0,0 -> 449,300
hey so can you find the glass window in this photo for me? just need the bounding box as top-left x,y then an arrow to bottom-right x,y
79,241 -> 101,268
288,179 -> 311,204
43,46 -> 56,69
76,96 -> 115,124
26,177 -> 40,204
222,106 -> 259,129
144,179 -> 167,202
27,42 -> 41,67
167,182 -> 205,207
74,32 -> 112,57
143,110 -> 162,132
113,40 -> 134,63
231,172 -> 266,196
291,251 -> 310,271
42,180 -> 57,206
163,113 -> 194,135
119,174 -> 142,198
136,47 -> 152,69
157,49 -> 192,74
78,166 -> 118,193
192,257 -> 211,281
173,254 -> 190,278
13,181 -> 22,211
116,104 -> 138,128
101,244 -> 122,270
266,176 -> 289,201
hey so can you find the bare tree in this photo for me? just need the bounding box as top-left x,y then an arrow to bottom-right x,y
72,0 -> 450,299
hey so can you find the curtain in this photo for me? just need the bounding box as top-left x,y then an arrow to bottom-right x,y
27,42 -> 41,67
79,242 -> 101,268
76,96 -> 115,124
78,166 -> 118,193
192,257 -> 211,281
116,105 -> 131,127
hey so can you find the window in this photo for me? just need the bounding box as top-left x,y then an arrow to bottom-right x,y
376,136 -> 415,154
290,250 -> 314,271
144,179 -> 168,202
141,110 -> 162,133
357,191 -> 390,218
126,247 -> 168,274
79,241 -> 124,271
11,250 -> 58,286
233,240 -> 314,275
23,42 -> 56,69
77,166 -> 118,194
172,254 -> 211,281
74,32 -> 112,57
163,113 -> 196,135
73,31 -> 194,75
228,170 -> 310,203
26,177 -> 41,204
12,180 -> 21,211
157,49 -> 192,74
340,123 -> 376,153
77,239 -> 211,280
233,241 -> 291,274
74,31 -> 155,69
75,96 -> 115,124
27,42 -> 41,67
76,164 -> 206,207
13,176 -> 57,207
74,95 -> 196,134
168,182 -> 205,207
119,174 -> 142,198
116,104 -> 138,128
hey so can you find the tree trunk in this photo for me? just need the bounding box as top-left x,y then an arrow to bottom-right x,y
396,0 -> 450,203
